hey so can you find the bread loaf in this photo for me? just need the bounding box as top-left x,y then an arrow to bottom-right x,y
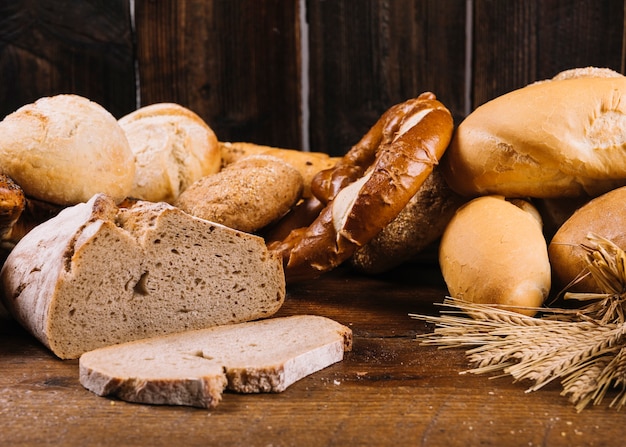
442,70 -> 626,199
549,186 -> 626,293
439,196 -> 551,316
79,315 -> 352,408
220,141 -> 339,198
0,94 -> 135,205
119,103 -> 221,203
0,194 -> 286,359
176,155 -> 304,233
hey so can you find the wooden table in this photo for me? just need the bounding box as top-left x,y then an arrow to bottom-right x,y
1,262 -> 624,447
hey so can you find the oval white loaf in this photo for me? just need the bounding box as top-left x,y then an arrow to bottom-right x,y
0,194 -> 286,359
443,74 -> 626,198
79,315 -> 352,408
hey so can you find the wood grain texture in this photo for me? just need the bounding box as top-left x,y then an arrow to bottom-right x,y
3,265 -> 626,447
0,0 -> 135,119
133,0 -> 302,148
472,0 -> 625,108
306,0 -> 467,156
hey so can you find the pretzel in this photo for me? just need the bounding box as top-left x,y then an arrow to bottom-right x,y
268,92 -> 454,282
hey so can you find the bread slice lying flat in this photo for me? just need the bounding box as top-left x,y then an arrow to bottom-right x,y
0,194 -> 285,359
79,315 -> 352,408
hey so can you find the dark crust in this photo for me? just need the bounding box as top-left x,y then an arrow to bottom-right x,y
269,94 -> 454,282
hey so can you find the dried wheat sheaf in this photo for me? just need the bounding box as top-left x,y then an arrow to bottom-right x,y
411,233 -> 626,412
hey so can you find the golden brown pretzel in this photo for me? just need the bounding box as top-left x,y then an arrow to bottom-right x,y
268,92 -> 454,282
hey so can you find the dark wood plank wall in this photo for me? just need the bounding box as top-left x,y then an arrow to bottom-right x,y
0,0 -> 624,157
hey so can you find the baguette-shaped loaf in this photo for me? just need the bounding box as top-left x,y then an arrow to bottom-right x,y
79,315 -> 352,408
0,194 -> 285,359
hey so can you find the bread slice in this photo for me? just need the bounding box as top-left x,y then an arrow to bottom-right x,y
79,315 -> 352,408
0,194 -> 286,359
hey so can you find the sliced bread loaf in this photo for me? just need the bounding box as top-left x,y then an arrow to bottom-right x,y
0,194 -> 286,359
79,315 -> 352,408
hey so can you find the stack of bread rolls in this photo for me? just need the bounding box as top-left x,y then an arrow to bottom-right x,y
437,66 -> 626,316
3,66 -> 626,324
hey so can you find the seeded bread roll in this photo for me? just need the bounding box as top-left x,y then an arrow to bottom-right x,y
0,94 -> 134,205
119,103 -> 221,203
220,142 -> 339,198
443,68 -> 626,199
0,194 -> 285,359
176,155 -> 304,233
79,315 -> 352,408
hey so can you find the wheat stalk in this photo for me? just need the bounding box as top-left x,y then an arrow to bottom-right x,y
411,233 -> 626,411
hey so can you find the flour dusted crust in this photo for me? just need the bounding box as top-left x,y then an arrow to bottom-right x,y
0,194 -> 286,359
0,95 -> 135,205
443,72 -> 626,198
79,315 -> 352,408
119,103 -> 221,203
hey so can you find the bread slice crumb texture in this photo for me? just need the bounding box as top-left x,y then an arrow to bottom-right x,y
0,194 -> 286,359
79,315 -> 352,408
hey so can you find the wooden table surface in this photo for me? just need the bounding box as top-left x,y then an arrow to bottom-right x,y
1,262 -> 624,447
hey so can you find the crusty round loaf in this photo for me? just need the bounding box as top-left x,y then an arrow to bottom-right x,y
0,94 -> 135,205
442,72 -> 626,199
549,186 -> 626,293
350,167 -> 465,274
119,103 -> 220,203
175,155 -> 304,233
439,195 -> 551,316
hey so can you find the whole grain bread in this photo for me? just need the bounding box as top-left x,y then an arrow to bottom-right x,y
219,141 -> 339,198
176,154 -> 304,233
79,315 -> 352,408
0,194 -> 286,359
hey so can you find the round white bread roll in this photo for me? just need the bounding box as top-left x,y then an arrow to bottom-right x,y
443,69 -> 626,199
439,195 -> 551,317
0,94 -> 135,205
119,103 -> 220,203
